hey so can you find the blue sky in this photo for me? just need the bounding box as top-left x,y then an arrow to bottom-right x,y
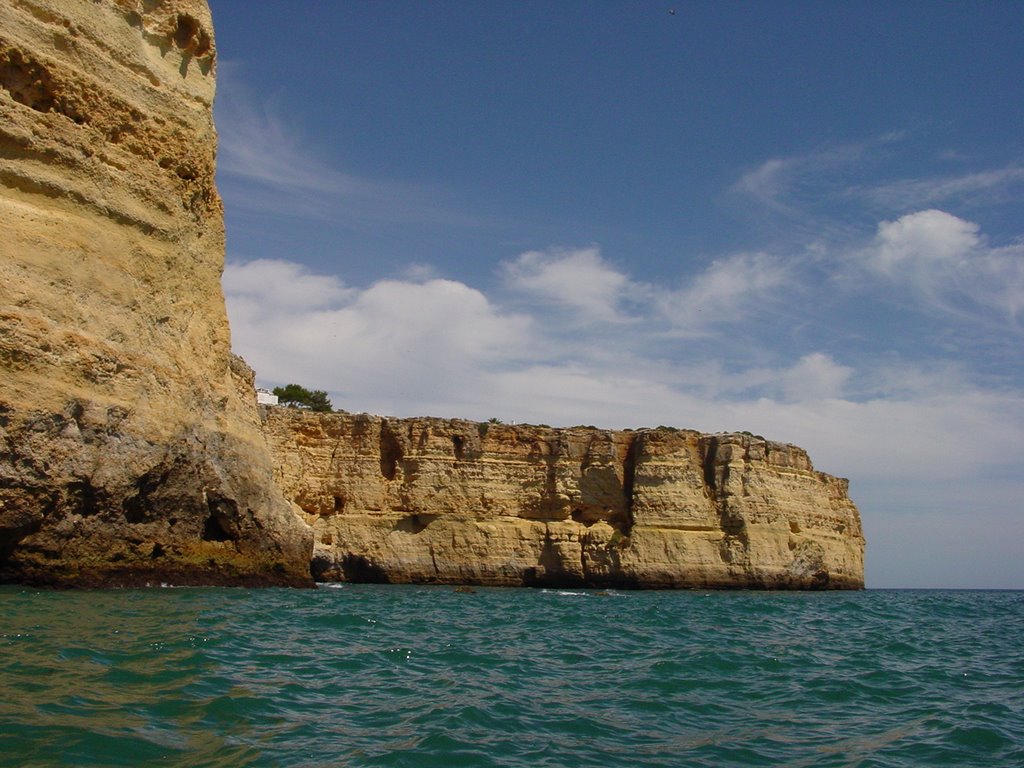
209,1 -> 1024,589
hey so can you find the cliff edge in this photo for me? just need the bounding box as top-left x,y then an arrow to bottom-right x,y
0,0 -> 312,586
264,409 -> 865,589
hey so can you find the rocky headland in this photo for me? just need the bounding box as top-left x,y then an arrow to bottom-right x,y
0,0 -> 864,589
264,409 -> 864,589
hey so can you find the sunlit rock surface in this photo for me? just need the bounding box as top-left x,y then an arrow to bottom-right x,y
0,0 -> 312,586
264,409 -> 865,589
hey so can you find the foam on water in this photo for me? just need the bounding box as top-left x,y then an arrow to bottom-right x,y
1,586 -> 1022,767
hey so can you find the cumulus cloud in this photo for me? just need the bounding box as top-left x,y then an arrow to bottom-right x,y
863,209 -> 1024,322
869,209 -> 980,276
224,259 -> 354,311
224,260 -> 533,413
500,247 -> 634,324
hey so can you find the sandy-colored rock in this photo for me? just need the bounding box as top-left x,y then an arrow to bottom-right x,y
264,409 -> 865,589
0,0 -> 312,586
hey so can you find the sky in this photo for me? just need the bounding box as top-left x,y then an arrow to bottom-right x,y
208,1 -> 1024,589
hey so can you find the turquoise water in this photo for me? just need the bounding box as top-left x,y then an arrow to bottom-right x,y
2,586 -> 1022,767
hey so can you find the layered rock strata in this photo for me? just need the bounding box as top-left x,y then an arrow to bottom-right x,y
264,409 -> 865,589
0,0 -> 312,586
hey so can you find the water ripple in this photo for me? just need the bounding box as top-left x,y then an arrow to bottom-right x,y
2,587 -> 1023,766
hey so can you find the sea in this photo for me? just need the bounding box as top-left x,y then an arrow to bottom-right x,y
1,585 -> 1022,767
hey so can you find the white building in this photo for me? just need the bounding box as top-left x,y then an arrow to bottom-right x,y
256,388 -> 279,406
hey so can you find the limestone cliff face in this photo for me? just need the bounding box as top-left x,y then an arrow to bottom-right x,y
0,0 -> 312,586
264,409 -> 865,589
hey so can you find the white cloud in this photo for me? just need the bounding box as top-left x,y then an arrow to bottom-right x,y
224,260 -> 534,414
852,166 -> 1024,210
863,209 -> 1024,322
780,353 -> 853,402
224,259 -> 354,311
338,278 -> 532,367
656,251 -> 790,335
870,209 -> 980,276
500,247 -> 633,324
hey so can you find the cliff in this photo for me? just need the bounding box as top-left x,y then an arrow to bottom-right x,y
0,0 -> 312,586
264,409 -> 865,589
0,0 -> 865,590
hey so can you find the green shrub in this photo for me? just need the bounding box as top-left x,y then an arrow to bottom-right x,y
272,383 -> 333,412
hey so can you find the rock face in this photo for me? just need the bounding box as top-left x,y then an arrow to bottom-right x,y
264,409 -> 865,589
0,0 -> 313,586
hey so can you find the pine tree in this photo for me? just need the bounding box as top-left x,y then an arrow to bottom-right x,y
272,383 -> 332,412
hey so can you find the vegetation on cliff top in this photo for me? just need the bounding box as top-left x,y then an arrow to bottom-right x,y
273,384 -> 333,412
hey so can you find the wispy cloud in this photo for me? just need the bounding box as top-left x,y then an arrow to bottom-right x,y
732,158 -> 793,212
214,64 -> 481,228
730,135 -> 900,213
849,166 -> 1024,211
654,251 -> 791,337
733,133 -> 1024,222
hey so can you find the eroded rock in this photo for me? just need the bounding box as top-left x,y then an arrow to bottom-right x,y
264,410 -> 865,589
0,0 -> 312,586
